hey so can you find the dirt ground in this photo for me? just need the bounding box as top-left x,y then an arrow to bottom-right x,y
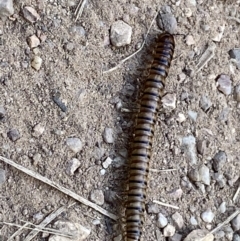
0,0 -> 240,240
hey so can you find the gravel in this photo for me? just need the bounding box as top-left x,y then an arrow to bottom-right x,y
7,129 -> 20,141
22,6 -> 40,23
102,127 -> 114,144
199,165 -> 210,185
90,189 -> 104,206
188,110 -> 198,122
102,157 -> 113,169
190,216 -> 198,225
200,95 -> 212,112
66,158 -> 81,175
183,229 -> 214,241
231,214 -> 240,231
181,135 -> 198,165
110,20 -> 132,47
31,56 -> 42,71
201,209 -> 215,223
156,213 -> 168,228
229,48 -> 240,69
172,212 -> 184,229
217,74 -> 232,95
218,201 -> 226,213
212,150 -> 227,172
163,224 -> 175,237
146,203 -> 160,214
169,233 -> 182,241
66,137 -> 83,153
161,93 -> 176,109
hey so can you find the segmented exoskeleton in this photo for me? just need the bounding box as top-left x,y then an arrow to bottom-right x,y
125,33 -> 175,241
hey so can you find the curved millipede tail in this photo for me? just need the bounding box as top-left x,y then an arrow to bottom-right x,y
125,33 -> 175,241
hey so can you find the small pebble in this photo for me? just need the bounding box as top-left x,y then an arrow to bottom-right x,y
218,201 -> 226,213
212,25 -> 225,42
50,220 -> 91,241
186,0 -> 197,6
27,35 -> 40,48
66,137 -> 83,153
181,135 -> 198,165
212,150 -> 227,172
156,213 -> 168,228
188,168 -> 200,182
190,216 -> 198,226
199,165 -> 210,185
234,84 -> 240,101
93,146 -> 105,160
196,140 -> 206,155
146,203 -> 160,214
172,212 -> 184,229
233,234 -> 240,241
7,128 -> 20,141
32,153 -> 41,165
102,127 -> 114,144
104,190 -> 117,204
157,13 -> 177,34
229,49 -> 240,69
31,56 -> 42,71
64,42 -> 74,51
100,169 -> 106,176
168,188 -> 183,199
32,123 -> 45,137
90,189 -> 104,205
0,168 -> 6,185
185,35 -> 195,45
0,106 -> 6,119
200,96 -> 212,112
213,172 -> 226,188
218,107 -> 229,122
231,214 -> 240,231
215,230 -> 225,239
169,233 -> 183,241
217,74 -> 232,95
188,110 -> 197,122
0,0 -> 14,18
102,157 -> 113,169
22,6 -> 40,23
176,113 -> 186,123
66,158 -> 81,176
184,8 -> 192,17
110,20 -> 132,47
161,93 -> 176,109
183,229 -> 214,241
201,209 -> 214,223
113,234 -> 122,241
163,224 -> 175,237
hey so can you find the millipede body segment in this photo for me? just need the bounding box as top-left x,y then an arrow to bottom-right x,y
125,33 -> 175,241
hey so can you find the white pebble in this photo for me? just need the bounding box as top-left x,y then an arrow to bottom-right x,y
102,157 -> 113,169
201,209 -> 215,223
31,56 -> 42,71
186,35 -> 195,45
33,123 -> 45,137
163,224 -> 176,237
161,93 -> 176,109
66,158 -> 80,175
90,189 -> 104,205
102,127 -> 114,144
218,202 -> 226,213
190,216 -> 198,226
110,20 -> 132,47
27,34 -> 40,48
66,137 -> 83,153
177,113 -> 186,123
100,169 -> 106,176
157,213 -> 168,228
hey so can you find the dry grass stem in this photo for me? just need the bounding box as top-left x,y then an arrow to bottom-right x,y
153,200 -> 179,210
0,156 -> 118,221
150,168 -> 178,173
7,222 -> 30,241
233,185 -> 240,203
74,0 -> 87,22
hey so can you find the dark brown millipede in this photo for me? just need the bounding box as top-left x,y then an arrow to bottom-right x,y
125,32 -> 175,241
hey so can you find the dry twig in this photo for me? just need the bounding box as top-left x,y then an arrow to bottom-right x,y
74,0 -> 87,22
153,200 -> 179,210
233,185 -> 240,203
0,156 -> 118,221
150,168 -> 177,173
7,222 -> 30,241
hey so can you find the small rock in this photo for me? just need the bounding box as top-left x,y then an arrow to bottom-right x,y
113,155 -> 126,167
229,49 -> 240,69
104,190 -> 117,204
201,209 -> 214,223
218,107 -> 229,122
163,224 -> 175,237
172,212 -> 184,229
216,74 -> 232,95
176,113 -> 186,123
184,8 -> 192,17
188,110 -> 197,122
0,0 -> 14,18
66,137 -> 83,153
212,151 -> 227,172
215,230 -> 225,239
199,165 -> 210,185
233,234 -> 240,241
168,188 -> 183,199
190,216 -> 198,226
0,169 -> 6,185
49,220 -> 91,241
33,211 -> 44,221
102,157 -> 113,169
181,135 -> 198,165
213,172 -> 226,188
186,35 -> 195,45
186,0 -> 197,6
188,168 -> 200,182
93,146 -> 105,160
197,140 -> 207,155
212,25 -> 225,42
27,35 -> 40,48
169,233 -> 183,241
183,229 -> 214,241
218,202 -> 226,213
0,106 -> 6,119
22,6 -> 40,23
161,93 -> 176,109
200,96 -> 212,112
64,42 -> 75,51
156,213 -> 168,228
110,20 -> 132,47
7,128 -> 20,141
32,153 -> 41,165
99,169 -> 106,175
102,127 -> 114,144
31,56 -> 42,71
146,203 -> 160,214
157,13 -> 177,34
90,189 -> 104,205
66,158 -> 81,176
234,84 -> 240,102
32,123 -> 45,137
231,214 -> 240,231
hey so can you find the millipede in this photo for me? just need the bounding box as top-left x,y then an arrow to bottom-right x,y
125,32 -> 175,241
